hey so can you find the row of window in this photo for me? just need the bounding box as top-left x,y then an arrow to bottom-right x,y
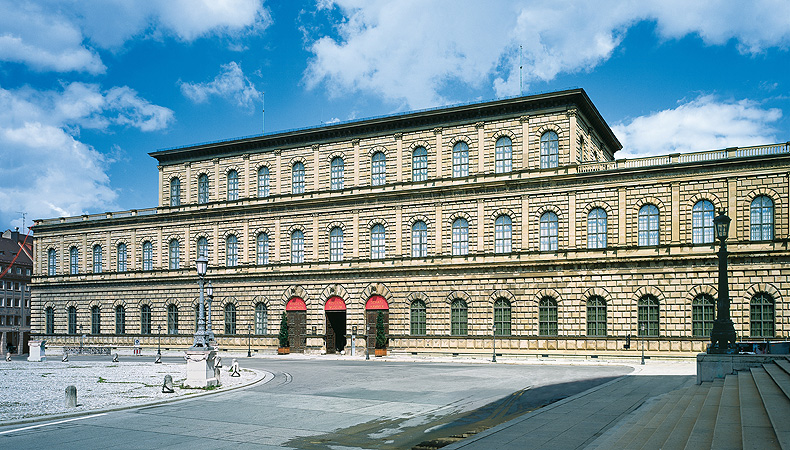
47,293 -> 777,339
170,133 -> 563,206
50,196 -> 777,274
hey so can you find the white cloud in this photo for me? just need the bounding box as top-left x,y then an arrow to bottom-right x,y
612,96 -> 782,158
0,0 -> 271,73
304,1 -> 790,109
0,83 -> 174,226
180,62 -> 262,108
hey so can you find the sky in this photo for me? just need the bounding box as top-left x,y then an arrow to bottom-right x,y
0,0 -> 788,233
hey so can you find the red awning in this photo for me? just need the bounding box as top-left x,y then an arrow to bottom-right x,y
325,296 -> 346,311
286,297 -> 307,311
365,294 -> 388,310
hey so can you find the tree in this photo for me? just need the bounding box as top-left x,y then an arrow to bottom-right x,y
375,311 -> 387,349
278,312 -> 289,348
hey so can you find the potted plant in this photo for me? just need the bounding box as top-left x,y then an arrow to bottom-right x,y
374,311 -> 387,357
277,312 -> 290,355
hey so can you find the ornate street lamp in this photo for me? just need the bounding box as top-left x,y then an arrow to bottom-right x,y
247,324 -> 252,357
191,255 -> 210,349
205,281 -> 216,344
709,210 -> 736,354
157,324 -> 162,358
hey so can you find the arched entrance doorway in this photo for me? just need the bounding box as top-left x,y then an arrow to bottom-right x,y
365,295 -> 389,352
286,297 -> 307,353
324,296 -> 346,354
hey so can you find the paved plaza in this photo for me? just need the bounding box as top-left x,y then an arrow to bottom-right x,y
0,354 -> 696,449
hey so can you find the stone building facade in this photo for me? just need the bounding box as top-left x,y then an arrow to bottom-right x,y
30,89 -> 789,356
0,229 -> 33,355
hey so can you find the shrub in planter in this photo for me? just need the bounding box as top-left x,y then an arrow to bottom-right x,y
375,311 -> 387,356
278,312 -> 289,353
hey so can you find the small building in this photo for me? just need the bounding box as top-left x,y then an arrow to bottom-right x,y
0,229 -> 33,354
30,89 -> 788,356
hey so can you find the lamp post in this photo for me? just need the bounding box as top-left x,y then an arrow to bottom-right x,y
709,210 -> 737,354
492,324 -> 497,363
79,324 -> 84,353
205,281 -> 216,345
352,326 -> 357,357
247,324 -> 252,357
640,323 -> 645,365
191,255 -> 209,349
157,324 -> 162,357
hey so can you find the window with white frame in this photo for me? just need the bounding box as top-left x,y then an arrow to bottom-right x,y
198,174 -> 209,204
411,221 -> 427,257
371,224 -> 385,259
197,237 -> 208,259
291,230 -> 304,263
227,169 -> 239,201
452,218 -> 468,256
750,195 -> 774,241
258,167 -> 270,198
48,248 -> 57,276
256,233 -> 269,265
92,245 -> 102,273
70,247 -> 79,274
170,177 -> 181,206
587,208 -> 607,249
412,147 -> 427,182
452,142 -> 468,178
330,157 -> 344,190
226,234 -> 238,267
117,243 -> 127,272
638,204 -> 660,246
371,152 -> 386,186
692,200 -> 714,244
540,131 -> 559,169
495,215 -> 512,253
169,239 -> 180,269
330,227 -> 343,261
540,212 -> 558,251
292,162 -> 305,194
495,137 -> 512,173
255,303 -> 267,334
142,241 -> 153,270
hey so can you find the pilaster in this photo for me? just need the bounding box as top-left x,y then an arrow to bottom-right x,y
434,127 -> 443,178
671,183 -> 680,244
477,200 -> 484,253
395,133 -> 403,183
476,122 -> 485,174
352,139 -> 361,187
312,144 -> 320,192
618,187 -> 626,246
520,116 -> 530,170
568,192 -> 576,249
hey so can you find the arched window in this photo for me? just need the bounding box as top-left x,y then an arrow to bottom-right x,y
224,303 -> 236,334
258,167 -> 270,197
70,246 -> 79,274
198,174 -> 209,204
255,303 -> 267,334
495,215 -> 512,253
494,298 -> 511,336
452,218 -> 469,256
48,248 -> 57,276
197,237 -> 208,259
227,169 -> 239,201
167,304 -> 178,334
256,233 -> 269,265
117,243 -> 127,272
495,137 -> 512,173
638,204 -> 660,246
169,239 -> 180,270
452,142 -> 469,178
371,152 -> 386,186
540,131 -> 559,169
540,212 -> 559,251
751,293 -> 775,338
67,306 -> 77,335
450,299 -> 468,336
692,200 -> 714,244
412,147 -> 427,182
140,304 -> 152,335
587,208 -> 607,249
92,245 -> 102,273
292,161 -> 305,194
538,297 -> 558,336
331,157 -> 344,190
371,224 -> 386,259
411,221 -> 427,257
410,300 -> 427,335
142,241 -> 153,270
637,295 -> 659,337
115,305 -> 125,335
330,227 -> 343,261
226,234 -> 238,267
170,177 -> 181,206
586,296 -> 606,336
91,305 -> 101,334
692,294 -> 714,337
750,195 -> 774,241
291,230 -> 304,263
45,307 -> 54,334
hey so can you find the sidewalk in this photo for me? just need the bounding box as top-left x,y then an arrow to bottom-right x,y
444,361 -> 696,450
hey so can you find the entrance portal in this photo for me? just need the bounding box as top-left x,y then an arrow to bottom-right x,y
365,295 -> 389,352
324,296 -> 347,354
286,297 -> 307,353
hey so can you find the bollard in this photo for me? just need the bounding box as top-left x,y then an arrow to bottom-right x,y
62,352 -> 69,362
112,353 -> 119,362
5,352 -> 10,362
365,349 -> 369,360
162,375 -> 174,393
154,355 -> 161,364
65,385 -> 77,407
230,359 -> 240,377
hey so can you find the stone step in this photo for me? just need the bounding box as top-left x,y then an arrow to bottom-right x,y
684,378 -> 724,450
764,362 -> 790,403
711,373 -> 742,450
752,366 -> 790,449
740,369 -> 781,450
661,382 -> 710,449
622,388 -> 688,448
639,381 -> 701,449
605,390 -> 674,449
774,358 -> 790,377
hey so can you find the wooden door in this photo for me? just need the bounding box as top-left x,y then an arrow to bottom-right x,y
287,310 -> 306,353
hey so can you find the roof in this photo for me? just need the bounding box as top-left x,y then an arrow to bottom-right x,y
150,88 -> 622,165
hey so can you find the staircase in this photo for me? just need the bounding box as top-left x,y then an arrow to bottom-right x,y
587,357 -> 790,449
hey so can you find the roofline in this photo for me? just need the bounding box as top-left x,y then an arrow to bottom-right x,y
150,88 -> 622,165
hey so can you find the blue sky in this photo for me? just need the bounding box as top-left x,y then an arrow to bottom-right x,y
0,1 -> 788,233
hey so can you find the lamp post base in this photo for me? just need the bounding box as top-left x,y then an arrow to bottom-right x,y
708,319 -> 737,354
184,348 -> 219,388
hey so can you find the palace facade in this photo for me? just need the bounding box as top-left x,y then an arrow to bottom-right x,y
30,89 -> 789,356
